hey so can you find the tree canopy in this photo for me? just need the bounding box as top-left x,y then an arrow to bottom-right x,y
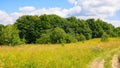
0,14 -> 119,45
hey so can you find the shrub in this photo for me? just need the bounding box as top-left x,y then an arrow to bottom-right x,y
50,27 -> 67,44
101,32 -> 109,42
66,34 -> 77,43
36,27 -> 77,44
36,34 -> 51,44
76,33 -> 86,42
0,25 -> 23,46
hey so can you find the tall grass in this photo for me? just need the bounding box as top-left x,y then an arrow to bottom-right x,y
0,38 -> 120,68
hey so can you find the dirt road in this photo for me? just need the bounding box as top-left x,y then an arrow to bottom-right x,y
90,59 -> 104,68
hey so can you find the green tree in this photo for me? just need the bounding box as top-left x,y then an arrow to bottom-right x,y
50,27 -> 67,43
0,24 -> 4,44
15,15 -> 40,43
77,19 -> 92,40
36,33 -> 51,44
67,17 -> 92,40
15,14 -> 71,44
76,33 -> 86,41
101,32 -> 109,42
87,19 -> 104,38
0,25 -> 22,46
115,27 -> 120,37
96,19 -> 115,37
14,14 -> 117,44
65,34 -> 77,43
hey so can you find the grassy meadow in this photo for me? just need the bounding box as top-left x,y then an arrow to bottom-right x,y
0,38 -> 120,68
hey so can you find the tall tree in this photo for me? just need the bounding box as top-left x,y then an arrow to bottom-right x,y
67,17 -> 92,40
96,19 -> 115,37
115,27 -> 120,37
87,19 -> 104,38
0,24 -> 4,44
15,15 -> 40,43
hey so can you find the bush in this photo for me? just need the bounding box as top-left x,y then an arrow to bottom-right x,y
36,34 -> 51,44
0,25 -> 23,46
36,27 -> 77,44
66,34 -> 77,43
50,27 -> 67,44
101,32 -> 109,42
76,33 -> 86,42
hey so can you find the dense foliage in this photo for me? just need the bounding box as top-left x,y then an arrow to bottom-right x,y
0,25 -> 23,46
101,32 -> 109,42
0,14 -> 120,45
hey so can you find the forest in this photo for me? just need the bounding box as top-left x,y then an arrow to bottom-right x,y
0,14 -> 120,46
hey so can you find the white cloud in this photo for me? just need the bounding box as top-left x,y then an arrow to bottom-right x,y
32,8 -> 68,17
68,0 -> 120,27
11,6 -> 81,19
77,16 -> 120,27
105,20 -> 120,27
0,2 -> 120,27
76,16 -> 103,20
0,6 -> 81,25
19,6 -> 36,12
69,6 -> 81,13
0,10 -> 13,25
69,0 -> 75,4
69,0 -> 120,18
69,0 -> 78,6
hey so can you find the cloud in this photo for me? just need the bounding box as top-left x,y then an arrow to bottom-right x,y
68,0 -> 120,27
76,16 -> 104,20
69,0 -> 75,4
0,10 -> 13,25
77,15 -> 120,27
69,0 -> 120,18
105,20 -> 120,27
0,3 -> 119,27
31,8 -> 68,17
17,6 -> 81,17
0,6 -> 81,25
19,6 -> 36,12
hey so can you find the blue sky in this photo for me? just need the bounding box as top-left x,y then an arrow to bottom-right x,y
0,0 -> 72,13
0,0 -> 120,27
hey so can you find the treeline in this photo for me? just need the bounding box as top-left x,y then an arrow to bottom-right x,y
0,14 -> 120,46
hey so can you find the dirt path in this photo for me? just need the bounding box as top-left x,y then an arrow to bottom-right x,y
90,55 -> 120,68
90,59 -> 104,68
111,55 -> 120,68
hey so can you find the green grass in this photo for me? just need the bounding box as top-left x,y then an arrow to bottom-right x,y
0,38 -> 120,68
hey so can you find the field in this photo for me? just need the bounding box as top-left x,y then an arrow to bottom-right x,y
0,38 -> 120,68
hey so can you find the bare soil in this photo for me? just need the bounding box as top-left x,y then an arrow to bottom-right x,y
111,55 -> 120,68
90,59 -> 104,68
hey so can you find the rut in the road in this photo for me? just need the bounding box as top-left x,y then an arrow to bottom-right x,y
111,55 -> 120,68
90,54 -> 120,68
90,59 -> 104,68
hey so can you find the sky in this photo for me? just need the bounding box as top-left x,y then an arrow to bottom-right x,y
0,0 -> 120,27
